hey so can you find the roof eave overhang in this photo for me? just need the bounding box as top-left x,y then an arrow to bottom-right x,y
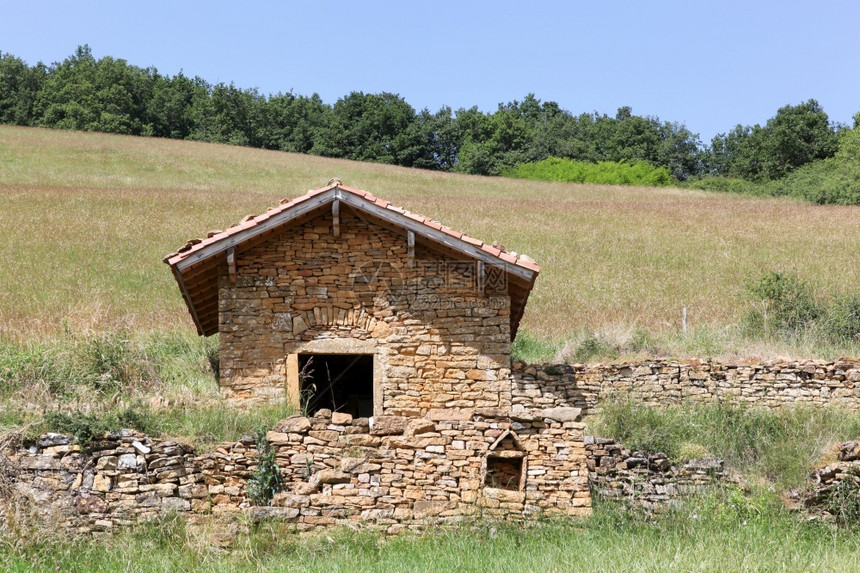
165,186 -> 540,338
169,187 -> 538,281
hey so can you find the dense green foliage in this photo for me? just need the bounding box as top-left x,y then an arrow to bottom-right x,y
687,116 -> 860,205
707,99 -> 839,181
503,157 -> 673,186
0,47 -> 704,178
767,116 -> 860,205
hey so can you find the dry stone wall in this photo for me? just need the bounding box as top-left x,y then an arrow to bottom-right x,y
802,441 -> 860,519
585,437 -> 733,512
2,410 -> 590,535
512,359 -> 860,416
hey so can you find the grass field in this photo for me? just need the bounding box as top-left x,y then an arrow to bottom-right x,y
3,497 -> 860,572
1,125 -> 858,360
0,128 -> 858,569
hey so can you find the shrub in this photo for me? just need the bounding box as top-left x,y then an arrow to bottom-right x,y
743,271 -> 860,345
82,332 -> 136,392
823,477 -> 860,527
503,157 -> 674,186
773,157 -> 860,206
826,293 -> 860,344
744,271 -> 821,335
36,404 -> 156,447
573,333 -> 618,363
246,428 -> 284,506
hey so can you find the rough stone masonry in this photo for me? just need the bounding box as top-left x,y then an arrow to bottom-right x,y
2,409 -> 590,534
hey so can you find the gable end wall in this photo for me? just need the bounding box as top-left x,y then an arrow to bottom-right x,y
217,208 -> 512,415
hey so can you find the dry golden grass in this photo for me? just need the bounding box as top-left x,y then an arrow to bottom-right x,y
1,125 -> 858,357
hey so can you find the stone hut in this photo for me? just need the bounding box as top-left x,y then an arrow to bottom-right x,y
0,182 -> 591,533
164,182 -> 541,416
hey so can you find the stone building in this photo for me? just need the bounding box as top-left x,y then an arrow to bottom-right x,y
158,182 -> 591,522
164,182 -> 541,416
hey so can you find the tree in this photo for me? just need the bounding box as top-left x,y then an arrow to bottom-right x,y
396,106 -> 462,171
33,45 -> 156,135
146,72 -> 208,139
707,99 -> 838,181
657,121 -> 702,180
255,92 -> 328,153
0,51 -> 45,125
313,91 -> 418,164
758,99 -> 838,180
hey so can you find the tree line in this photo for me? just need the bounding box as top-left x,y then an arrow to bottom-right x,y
0,45 -> 849,184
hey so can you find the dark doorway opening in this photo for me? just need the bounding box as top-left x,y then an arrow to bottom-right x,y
298,354 -> 373,418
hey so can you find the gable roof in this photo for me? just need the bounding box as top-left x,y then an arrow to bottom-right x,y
164,183 -> 540,339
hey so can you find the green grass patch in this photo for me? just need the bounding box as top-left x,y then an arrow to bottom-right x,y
0,330 -> 217,403
503,157 -> 673,186
3,494 -> 860,571
510,330 -> 562,362
149,402 -> 297,449
592,399 -> 860,488
18,401 -> 298,451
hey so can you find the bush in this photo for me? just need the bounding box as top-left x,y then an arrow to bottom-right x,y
689,125 -> 860,205
37,404 -> 156,447
503,157 -> 674,186
773,157 -> 860,206
246,428 -> 284,506
573,333 -> 618,363
744,271 -> 821,334
743,271 -> 860,344
824,477 -> 860,527
826,293 -> 860,344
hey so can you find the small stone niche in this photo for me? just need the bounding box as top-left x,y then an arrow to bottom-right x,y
484,431 -> 526,491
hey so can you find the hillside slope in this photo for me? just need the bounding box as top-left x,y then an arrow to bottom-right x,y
1,126 -> 858,357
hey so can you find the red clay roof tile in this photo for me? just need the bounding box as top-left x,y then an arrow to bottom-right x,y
517,258 -> 541,272
481,244 -> 502,257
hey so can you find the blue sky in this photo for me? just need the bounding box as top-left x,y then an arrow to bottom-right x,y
3,0 -> 858,142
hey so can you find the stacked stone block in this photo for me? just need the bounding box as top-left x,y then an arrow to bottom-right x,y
585,437 -> 731,512
218,209 -> 512,412
2,410 -> 591,534
513,359 -> 860,416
